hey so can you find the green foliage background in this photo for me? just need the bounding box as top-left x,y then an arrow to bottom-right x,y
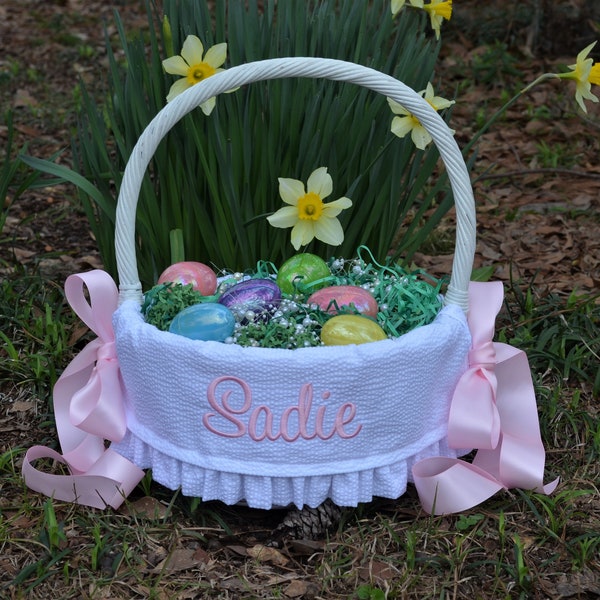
51,0 -> 455,289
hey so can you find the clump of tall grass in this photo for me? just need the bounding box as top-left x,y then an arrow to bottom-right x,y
25,0 -> 455,288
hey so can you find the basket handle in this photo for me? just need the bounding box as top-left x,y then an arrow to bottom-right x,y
115,57 -> 476,310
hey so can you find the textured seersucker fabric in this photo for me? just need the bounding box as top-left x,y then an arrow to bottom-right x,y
111,300 -> 471,509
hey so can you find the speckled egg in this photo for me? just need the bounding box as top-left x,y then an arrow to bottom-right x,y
158,261 -> 217,296
168,303 -> 235,341
321,314 -> 387,346
308,285 -> 378,317
276,253 -> 330,295
218,278 -> 281,320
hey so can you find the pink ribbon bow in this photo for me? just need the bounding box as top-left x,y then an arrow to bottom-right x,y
22,270 -> 144,509
412,281 -> 559,514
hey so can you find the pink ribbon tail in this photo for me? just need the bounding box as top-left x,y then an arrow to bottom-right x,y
22,270 -> 144,509
413,281 -> 559,514
412,458 -> 506,515
22,446 -> 141,510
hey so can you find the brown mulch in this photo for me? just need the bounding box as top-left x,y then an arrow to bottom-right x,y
1,0 -> 150,279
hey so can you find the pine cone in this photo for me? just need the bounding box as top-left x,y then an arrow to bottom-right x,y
271,499 -> 345,545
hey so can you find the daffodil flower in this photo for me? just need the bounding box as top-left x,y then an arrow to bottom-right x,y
162,35 -> 229,115
423,0 -> 452,40
391,0 -> 451,39
267,167 -> 352,251
557,41 -> 599,113
391,0 -> 423,17
388,83 -> 455,150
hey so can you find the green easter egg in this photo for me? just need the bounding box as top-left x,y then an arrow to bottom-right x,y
321,314 -> 387,346
276,253 -> 330,295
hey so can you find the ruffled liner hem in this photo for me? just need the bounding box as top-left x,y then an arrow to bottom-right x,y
111,431 -> 466,509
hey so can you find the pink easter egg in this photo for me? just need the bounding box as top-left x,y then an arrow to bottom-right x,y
157,261 -> 217,296
307,285 -> 378,317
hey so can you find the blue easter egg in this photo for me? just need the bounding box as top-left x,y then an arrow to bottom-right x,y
169,303 -> 235,342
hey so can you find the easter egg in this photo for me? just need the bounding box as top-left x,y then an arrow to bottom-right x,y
276,253 -> 330,296
218,278 -> 281,320
169,303 -> 235,341
308,285 -> 378,317
321,314 -> 387,346
158,261 -> 217,296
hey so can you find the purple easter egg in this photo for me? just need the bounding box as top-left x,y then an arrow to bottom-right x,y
218,278 -> 281,320
308,285 -> 378,317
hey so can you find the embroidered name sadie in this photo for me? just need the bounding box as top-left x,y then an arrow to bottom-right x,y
203,376 -> 363,442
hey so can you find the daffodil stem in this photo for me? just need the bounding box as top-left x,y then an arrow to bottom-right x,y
463,72 -> 560,157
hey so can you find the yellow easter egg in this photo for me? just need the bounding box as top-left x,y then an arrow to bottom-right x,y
321,314 -> 387,346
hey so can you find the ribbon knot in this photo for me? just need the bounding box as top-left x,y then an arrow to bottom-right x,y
97,341 -> 118,362
22,270 -> 144,509
468,340 -> 496,370
68,338 -> 126,441
448,338 -> 501,450
412,281 -> 559,515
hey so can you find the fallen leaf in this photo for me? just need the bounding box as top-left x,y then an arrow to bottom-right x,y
152,548 -> 198,574
14,123 -> 43,137
8,401 -> 36,413
358,559 -> 398,583
284,579 -> 310,598
68,324 -> 90,346
553,568 -> 600,597
247,544 -> 289,566
226,544 -> 249,557
11,248 -> 36,262
192,547 -> 211,563
13,88 -> 38,108
478,241 -> 502,260
520,252 -> 566,267
288,538 -> 326,555
123,496 -> 169,520
77,254 -> 104,269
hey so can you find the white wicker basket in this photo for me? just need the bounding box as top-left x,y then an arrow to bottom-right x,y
109,58 -> 477,509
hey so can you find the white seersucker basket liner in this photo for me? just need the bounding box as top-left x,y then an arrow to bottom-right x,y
110,57 -> 477,509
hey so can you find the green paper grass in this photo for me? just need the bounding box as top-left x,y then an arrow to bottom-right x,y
142,282 -> 210,331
